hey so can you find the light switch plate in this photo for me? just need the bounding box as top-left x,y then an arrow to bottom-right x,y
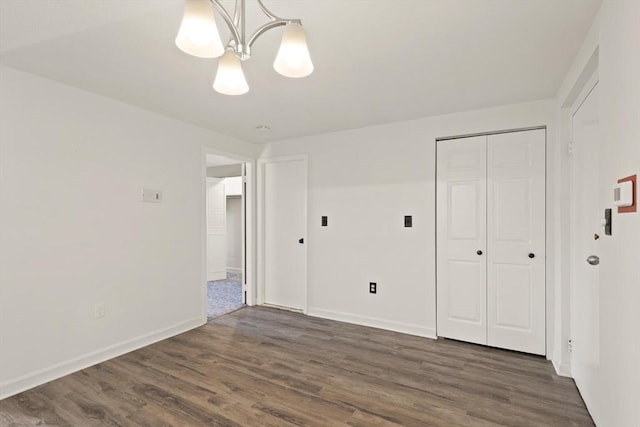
142,189 -> 163,203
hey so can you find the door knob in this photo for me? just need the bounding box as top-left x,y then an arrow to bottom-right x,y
476,250 -> 483,255
586,255 -> 600,265
528,253 -> 535,259
298,238 -> 304,244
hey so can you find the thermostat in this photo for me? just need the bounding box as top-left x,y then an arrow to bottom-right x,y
613,181 -> 633,207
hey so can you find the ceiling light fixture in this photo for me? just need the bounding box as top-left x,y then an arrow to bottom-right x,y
176,0 -> 314,96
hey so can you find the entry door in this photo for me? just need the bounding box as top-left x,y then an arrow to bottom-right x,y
437,136 -> 488,345
206,177 -> 227,281
487,129 -> 546,355
570,82 -> 601,424
263,158 -> 307,311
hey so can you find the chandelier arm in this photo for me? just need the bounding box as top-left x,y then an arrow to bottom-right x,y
235,0 -> 245,44
233,0 -> 241,29
211,0 -> 241,46
247,18 -> 301,48
256,0 -> 283,21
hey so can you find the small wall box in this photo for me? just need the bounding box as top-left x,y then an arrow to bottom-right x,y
613,181 -> 633,207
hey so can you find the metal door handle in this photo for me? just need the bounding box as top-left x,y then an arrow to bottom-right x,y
476,250 -> 483,256
299,238 -> 304,244
586,255 -> 600,265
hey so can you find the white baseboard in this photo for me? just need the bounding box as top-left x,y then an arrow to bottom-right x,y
552,359 -> 572,377
0,317 -> 204,400
207,271 -> 226,281
226,267 -> 242,273
262,303 -> 303,313
307,307 -> 436,339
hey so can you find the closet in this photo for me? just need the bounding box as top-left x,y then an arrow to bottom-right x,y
436,128 -> 546,355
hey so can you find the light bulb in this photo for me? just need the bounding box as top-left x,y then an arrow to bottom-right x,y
213,51 -> 250,95
175,0 -> 224,59
274,23 -> 314,78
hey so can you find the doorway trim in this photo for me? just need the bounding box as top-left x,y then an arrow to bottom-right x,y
257,154 -> 309,313
201,147 -> 256,323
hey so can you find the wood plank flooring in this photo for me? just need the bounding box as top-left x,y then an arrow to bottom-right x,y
0,307 -> 594,426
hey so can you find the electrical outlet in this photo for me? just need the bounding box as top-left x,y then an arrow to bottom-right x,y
369,282 -> 377,294
94,302 -> 106,319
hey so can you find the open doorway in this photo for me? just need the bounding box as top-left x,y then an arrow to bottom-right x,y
205,152 -> 252,320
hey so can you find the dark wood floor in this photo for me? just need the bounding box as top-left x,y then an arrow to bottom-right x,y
0,307 -> 593,426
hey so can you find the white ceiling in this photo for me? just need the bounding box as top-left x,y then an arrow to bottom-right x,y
0,0 -> 601,143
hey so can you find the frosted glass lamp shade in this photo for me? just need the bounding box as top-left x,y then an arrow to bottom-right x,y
213,51 -> 250,95
273,23 -> 314,78
175,0 -> 224,58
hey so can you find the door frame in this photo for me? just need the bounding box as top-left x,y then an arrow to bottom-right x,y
201,147 -> 256,323
257,155 -> 308,313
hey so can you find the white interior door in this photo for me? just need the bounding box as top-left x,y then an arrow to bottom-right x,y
570,82 -> 601,424
437,136 -> 487,345
207,177 -> 227,281
263,158 -> 307,311
486,129 -> 546,355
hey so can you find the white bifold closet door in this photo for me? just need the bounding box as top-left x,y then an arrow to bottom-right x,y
436,136 -> 488,345
437,129 -> 546,355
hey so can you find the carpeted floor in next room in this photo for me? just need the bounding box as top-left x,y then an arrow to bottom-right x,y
207,271 -> 245,319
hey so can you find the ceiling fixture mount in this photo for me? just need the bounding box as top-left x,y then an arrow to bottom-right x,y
176,0 -> 314,96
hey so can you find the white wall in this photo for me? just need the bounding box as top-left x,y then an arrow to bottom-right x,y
556,2 -> 640,425
260,99 -> 556,341
599,5 -> 640,423
0,66 -> 258,399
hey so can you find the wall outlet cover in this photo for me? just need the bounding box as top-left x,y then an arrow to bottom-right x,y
94,302 -> 106,319
142,189 -> 163,203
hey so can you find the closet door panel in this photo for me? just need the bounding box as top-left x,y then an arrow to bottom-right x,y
487,129 -> 546,355
436,136 -> 487,345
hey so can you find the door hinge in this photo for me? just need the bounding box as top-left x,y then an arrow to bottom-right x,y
568,339 -> 573,353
